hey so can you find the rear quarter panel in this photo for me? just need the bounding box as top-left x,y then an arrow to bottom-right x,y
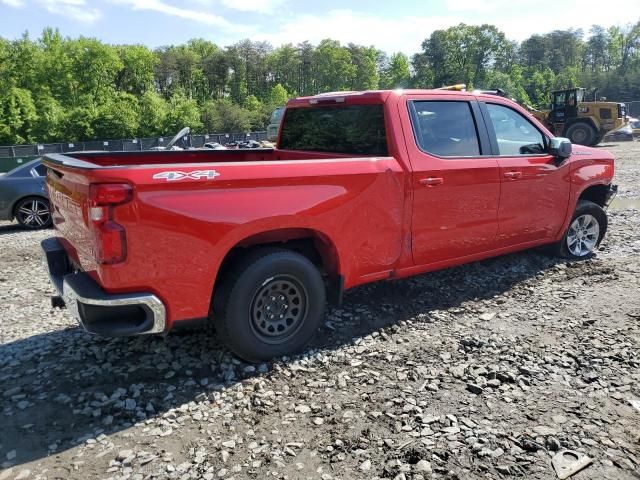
65,157 -> 405,325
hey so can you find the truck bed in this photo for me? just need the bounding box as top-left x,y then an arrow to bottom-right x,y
42,148 -> 405,326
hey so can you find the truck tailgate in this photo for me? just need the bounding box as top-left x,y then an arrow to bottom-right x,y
46,162 -> 95,265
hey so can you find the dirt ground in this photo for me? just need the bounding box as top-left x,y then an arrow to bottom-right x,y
0,142 -> 639,480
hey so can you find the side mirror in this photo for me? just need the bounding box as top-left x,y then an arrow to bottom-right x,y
549,137 -> 572,159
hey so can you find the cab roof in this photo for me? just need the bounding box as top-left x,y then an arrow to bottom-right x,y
286,89 -> 512,107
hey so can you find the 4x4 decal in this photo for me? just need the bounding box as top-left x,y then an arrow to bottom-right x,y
153,170 -> 221,181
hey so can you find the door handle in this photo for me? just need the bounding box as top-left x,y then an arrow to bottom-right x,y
419,177 -> 444,187
503,171 -> 522,180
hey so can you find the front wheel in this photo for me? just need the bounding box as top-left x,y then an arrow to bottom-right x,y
552,200 -> 608,259
565,122 -> 596,146
213,248 -> 326,362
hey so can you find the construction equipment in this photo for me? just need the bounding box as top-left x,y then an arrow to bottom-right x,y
528,88 -> 628,146
267,106 -> 285,142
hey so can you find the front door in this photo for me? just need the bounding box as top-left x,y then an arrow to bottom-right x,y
401,96 -> 501,265
481,101 -> 571,246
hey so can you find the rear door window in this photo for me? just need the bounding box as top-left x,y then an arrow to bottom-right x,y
409,101 -> 481,157
279,104 -> 388,156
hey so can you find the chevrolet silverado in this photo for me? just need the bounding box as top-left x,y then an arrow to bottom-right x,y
41,90 -> 616,361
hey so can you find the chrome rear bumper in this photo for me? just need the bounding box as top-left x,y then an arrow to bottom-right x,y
41,237 -> 166,336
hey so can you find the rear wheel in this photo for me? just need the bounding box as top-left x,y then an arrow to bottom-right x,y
565,122 -> 596,146
551,200 -> 607,259
14,197 -> 52,229
213,248 -> 326,362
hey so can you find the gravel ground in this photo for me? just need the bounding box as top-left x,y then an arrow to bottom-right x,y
1,142 -> 639,480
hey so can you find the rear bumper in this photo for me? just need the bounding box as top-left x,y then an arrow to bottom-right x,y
41,237 -> 167,336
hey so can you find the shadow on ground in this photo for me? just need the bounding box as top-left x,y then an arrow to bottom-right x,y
0,248 -> 560,468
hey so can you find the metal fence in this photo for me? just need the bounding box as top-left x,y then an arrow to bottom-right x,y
0,131 -> 268,173
0,131 -> 269,158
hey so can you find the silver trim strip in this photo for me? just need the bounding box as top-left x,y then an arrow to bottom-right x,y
60,277 -> 166,335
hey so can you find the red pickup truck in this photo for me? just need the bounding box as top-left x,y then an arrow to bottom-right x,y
41,90 -> 616,361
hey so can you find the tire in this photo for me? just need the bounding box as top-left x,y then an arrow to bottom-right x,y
565,122 -> 596,146
14,197 -> 52,230
213,248 -> 326,362
551,200 -> 608,259
593,133 -> 604,146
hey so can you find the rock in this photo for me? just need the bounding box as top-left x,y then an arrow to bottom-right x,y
546,436 -> 562,451
3,387 -> 21,397
520,436 -> 542,452
466,383 -> 483,394
5,451 -> 16,461
15,470 -> 31,480
117,449 -> 133,461
414,460 -> 432,473
359,459 -> 371,471
294,404 -> 311,413
533,426 -> 558,436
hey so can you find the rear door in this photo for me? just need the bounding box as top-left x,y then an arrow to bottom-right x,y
479,101 -> 571,246
399,95 -> 501,265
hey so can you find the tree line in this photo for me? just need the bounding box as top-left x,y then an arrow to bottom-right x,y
1,21 -> 639,145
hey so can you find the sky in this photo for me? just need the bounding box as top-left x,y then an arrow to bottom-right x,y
1,0 -> 639,54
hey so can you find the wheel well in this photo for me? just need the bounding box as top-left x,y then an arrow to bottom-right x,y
212,229 -> 342,311
578,184 -> 609,208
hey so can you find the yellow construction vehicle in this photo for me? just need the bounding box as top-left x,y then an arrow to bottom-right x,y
528,88 -> 628,146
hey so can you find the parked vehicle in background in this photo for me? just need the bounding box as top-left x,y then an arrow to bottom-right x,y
603,123 -> 634,142
0,159 -> 52,229
528,88 -> 628,146
267,106 -> 284,141
41,89 -> 616,362
630,118 -> 640,138
203,142 -> 227,150
225,140 -> 266,149
148,127 -> 190,151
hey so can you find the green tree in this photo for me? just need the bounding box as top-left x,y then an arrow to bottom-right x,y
347,44 -> 379,90
0,87 -> 37,144
116,45 -> 157,95
31,93 -> 65,142
164,91 -> 202,133
93,92 -> 140,139
201,99 -> 252,133
380,53 -> 411,89
62,99 -> 98,141
68,37 -> 123,101
138,90 -> 168,137
268,83 -> 289,106
313,39 -> 357,93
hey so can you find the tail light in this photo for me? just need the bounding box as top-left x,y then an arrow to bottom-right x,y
88,183 -> 132,264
